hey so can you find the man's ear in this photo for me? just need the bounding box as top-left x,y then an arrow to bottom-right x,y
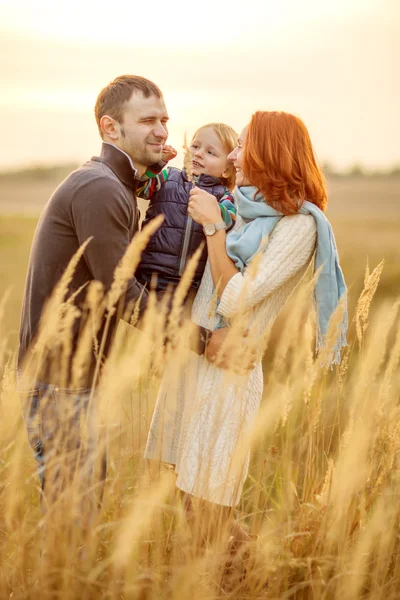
100,115 -> 120,141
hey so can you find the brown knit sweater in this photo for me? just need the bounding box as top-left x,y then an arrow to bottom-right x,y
18,143 -> 149,386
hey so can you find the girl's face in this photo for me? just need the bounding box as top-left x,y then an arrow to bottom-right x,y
228,125 -> 250,187
190,127 -> 229,179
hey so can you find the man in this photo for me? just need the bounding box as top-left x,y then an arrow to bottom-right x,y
19,75 -> 169,384
17,75 -> 226,509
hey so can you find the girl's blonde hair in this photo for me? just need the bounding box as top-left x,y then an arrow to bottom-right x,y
192,123 -> 238,190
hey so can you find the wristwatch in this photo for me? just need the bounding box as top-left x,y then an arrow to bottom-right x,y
203,221 -> 227,236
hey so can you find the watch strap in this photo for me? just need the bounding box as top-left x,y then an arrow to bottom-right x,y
214,221 -> 227,231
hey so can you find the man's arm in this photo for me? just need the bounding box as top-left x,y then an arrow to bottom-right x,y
71,177 -> 148,316
71,177 -> 209,354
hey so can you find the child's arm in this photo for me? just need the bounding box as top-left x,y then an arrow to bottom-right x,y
136,144 -> 177,199
219,191 -> 237,231
137,166 -> 169,199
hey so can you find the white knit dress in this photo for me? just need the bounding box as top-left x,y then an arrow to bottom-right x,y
144,213 -> 317,506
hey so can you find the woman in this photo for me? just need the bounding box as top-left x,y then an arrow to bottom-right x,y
145,111 -> 347,541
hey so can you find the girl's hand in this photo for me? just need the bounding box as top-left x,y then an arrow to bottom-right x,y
188,188 -> 222,226
162,144 -> 177,162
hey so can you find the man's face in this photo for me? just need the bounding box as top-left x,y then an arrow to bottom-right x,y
117,92 -> 169,175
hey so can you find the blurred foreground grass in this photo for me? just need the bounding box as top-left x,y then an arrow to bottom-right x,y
0,243 -> 399,599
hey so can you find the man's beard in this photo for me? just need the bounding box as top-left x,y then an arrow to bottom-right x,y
121,127 -> 163,166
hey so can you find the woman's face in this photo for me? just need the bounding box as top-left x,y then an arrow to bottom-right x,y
227,125 -> 250,187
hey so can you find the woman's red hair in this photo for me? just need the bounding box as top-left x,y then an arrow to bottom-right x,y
242,111 -> 327,214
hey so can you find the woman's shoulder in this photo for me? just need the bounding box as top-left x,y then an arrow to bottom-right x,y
259,213 -> 316,270
274,213 -> 317,238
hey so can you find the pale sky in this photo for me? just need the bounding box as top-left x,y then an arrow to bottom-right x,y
0,0 -> 398,170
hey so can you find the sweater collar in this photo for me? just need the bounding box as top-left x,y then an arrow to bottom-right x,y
93,142 -> 138,190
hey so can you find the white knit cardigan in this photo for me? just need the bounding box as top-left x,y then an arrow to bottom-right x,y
145,213 -> 317,506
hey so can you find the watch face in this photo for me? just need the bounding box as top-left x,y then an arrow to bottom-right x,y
204,223 -> 216,236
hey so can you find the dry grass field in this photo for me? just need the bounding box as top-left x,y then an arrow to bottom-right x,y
0,173 -> 399,599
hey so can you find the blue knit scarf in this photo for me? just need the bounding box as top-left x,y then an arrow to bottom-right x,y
225,186 -> 348,365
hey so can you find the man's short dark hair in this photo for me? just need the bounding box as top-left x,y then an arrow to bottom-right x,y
94,75 -> 163,137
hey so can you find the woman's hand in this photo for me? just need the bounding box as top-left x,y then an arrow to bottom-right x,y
206,328 -> 258,374
188,188 -> 222,226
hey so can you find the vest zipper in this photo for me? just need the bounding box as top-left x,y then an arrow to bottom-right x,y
179,215 -> 193,275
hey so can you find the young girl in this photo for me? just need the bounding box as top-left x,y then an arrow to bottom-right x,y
136,123 -> 238,297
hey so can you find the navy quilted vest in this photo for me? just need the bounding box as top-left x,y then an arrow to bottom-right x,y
137,168 -> 228,290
